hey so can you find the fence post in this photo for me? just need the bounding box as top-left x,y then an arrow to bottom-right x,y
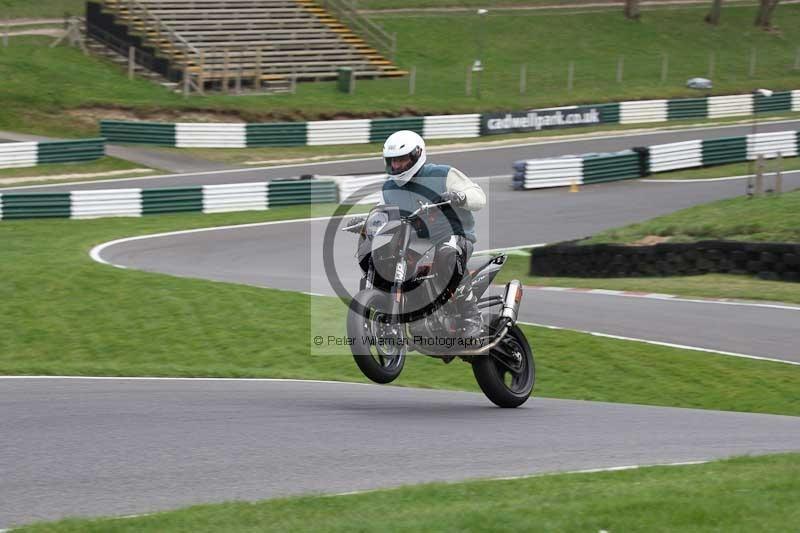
255,49 -> 262,91
660,53 -> 669,83
409,65 -> 416,95
183,68 -> 190,98
519,64 -> 526,94
708,51 -> 715,79
775,153 -> 783,194
350,71 -> 356,94
755,154 -> 765,195
465,65 -> 472,96
236,66 -> 242,94
567,61 -> 574,91
749,47 -> 757,77
616,56 -> 624,83
223,49 -> 230,93
291,68 -> 297,94
197,50 -> 205,95
128,46 -> 135,80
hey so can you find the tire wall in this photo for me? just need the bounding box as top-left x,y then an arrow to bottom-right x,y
529,240 -> 800,282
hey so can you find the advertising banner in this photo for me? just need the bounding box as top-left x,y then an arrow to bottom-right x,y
481,106 -> 602,135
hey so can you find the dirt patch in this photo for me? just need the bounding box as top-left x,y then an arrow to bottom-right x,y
630,235 -> 671,246
64,105 -> 439,125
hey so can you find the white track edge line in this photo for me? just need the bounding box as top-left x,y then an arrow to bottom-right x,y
523,285 -> 800,311
325,459 -> 712,498
518,321 -> 800,366
641,169 -> 800,183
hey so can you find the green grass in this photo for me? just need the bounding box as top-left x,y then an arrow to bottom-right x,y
586,188 -> 800,243
647,156 -> 800,180
495,189 -> 800,302
1,209 -> 798,417
499,255 -> 800,303
0,0 -> 83,19
2,4 -> 800,137
16,453 -> 800,532
0,156 -> 152,181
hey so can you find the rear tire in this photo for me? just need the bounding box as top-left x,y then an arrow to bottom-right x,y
472,325 -> 534,408
347,290 -> 405,384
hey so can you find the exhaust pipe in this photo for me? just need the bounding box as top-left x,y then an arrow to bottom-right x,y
500,280 -> 523,324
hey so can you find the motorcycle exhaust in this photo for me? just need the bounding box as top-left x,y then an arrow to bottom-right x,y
457,281 -> 522,356
500,280 -> 523,324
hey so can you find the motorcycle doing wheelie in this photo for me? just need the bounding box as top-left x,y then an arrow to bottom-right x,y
342,200 -> 534,408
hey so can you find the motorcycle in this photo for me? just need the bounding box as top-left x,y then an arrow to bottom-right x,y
342,200 -> 534,408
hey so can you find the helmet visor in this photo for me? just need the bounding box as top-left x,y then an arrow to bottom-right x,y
385,153 -> 414,175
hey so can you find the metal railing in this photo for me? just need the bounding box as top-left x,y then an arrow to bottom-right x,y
319,0 -> 396,60
106,0 -> 199,66
86,22 -> 163,76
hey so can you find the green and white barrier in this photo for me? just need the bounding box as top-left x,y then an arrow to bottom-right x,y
0,178 -> 338,221
0,139 -> 106,170
100,90 -> 800,148
514,128 -> 800,189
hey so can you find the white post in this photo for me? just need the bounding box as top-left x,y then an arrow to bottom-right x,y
409,65 -> 416,95
519,64 -> 526,94
465,65 -> 472,96
755,154 -> 765,195
775,153 -> 783,194
567,61 -> 574,91
616,56 -> 624,83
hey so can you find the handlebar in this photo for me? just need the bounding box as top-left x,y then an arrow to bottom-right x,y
339,199 -> 453,233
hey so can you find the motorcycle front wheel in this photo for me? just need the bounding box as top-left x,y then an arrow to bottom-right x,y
472,325 -> 534,408
347,289 -> 406,384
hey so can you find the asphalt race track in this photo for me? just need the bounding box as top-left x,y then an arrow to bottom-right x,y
3,125 -> 800,528
2,377 -> 800,527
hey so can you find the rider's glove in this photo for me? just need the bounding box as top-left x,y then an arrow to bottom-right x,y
440,191 -> 467,207
343,216 -> 366,233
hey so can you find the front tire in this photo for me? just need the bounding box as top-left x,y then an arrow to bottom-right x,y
347,290 -> 405,384
472,325 -> 534,408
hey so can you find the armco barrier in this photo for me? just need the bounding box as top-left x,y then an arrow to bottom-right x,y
98,89 -> 800,148
0,139 -> 106,170
529,240 -> 800,282
620,100 -> 667,124
515,129 -> 799,188
246,122 -> 308,147
331,174 -> 385,204
176,123 -> 246,148
422,114 -> 481,139
649,140 -> 703,173
0,178 -> 339,221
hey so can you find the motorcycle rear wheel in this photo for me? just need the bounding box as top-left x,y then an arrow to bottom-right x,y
472,325 -> 534,408
347,290 -> 406,384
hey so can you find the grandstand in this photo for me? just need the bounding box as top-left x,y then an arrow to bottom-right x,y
85,0 -> 405,93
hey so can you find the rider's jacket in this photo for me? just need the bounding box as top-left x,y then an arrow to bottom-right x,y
382,163 -> 485,244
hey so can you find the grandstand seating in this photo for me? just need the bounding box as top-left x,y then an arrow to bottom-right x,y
86,0 -> 405,92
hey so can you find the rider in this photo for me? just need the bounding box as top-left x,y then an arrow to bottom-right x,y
380,130 -> 486,337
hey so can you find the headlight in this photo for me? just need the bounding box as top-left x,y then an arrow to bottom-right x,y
365,211 -> 389,237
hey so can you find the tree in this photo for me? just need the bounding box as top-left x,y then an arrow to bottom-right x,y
624,0 -> 641,20
704,0 -> 723,25
754,0 -> 780,29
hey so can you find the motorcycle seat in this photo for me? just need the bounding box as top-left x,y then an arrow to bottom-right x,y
466,255 -> 496,276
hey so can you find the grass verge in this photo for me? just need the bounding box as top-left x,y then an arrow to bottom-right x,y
645,156 -> 800,180
16,453 -> 800,532
584,188 -> 800,243
496,189 -> 800,302
0,210 -> 798,417
2,4 -> 800,137
0,156 -> 153,183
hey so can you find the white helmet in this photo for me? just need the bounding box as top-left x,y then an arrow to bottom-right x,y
383,130 -> 426,186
